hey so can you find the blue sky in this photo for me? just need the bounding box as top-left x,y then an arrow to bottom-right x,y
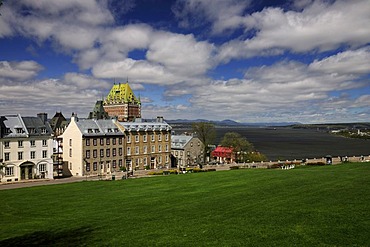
0,0 -> 369,123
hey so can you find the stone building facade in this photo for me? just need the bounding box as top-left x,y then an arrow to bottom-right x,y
171,134 -> 204,167
62,115 -> 172,177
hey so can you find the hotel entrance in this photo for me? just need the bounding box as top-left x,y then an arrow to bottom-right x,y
20,162 -> 35,180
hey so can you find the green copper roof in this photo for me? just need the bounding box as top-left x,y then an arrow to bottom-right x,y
104,83 -> 141,105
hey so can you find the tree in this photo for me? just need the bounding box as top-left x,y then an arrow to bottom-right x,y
192,122 -> 216,164
220,132 -> 254,162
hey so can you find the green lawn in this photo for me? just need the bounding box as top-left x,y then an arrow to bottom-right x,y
1,163 -> 369,246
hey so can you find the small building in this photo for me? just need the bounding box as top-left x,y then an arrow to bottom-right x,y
211,146 -> 235,164
0,114 -> 54,182
171,134 -> 204,168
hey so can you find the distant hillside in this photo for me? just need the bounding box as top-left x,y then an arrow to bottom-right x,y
166,119 -> 300,127
292,122 -> 370,130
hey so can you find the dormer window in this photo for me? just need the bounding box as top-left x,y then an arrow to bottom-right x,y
88,129 -> 93,133
41,128 -> 47,134
94,129 -> 99,133
28,128 -> 35,134
16,128 -> 23,134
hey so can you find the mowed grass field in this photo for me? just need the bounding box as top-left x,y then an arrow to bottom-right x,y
1,163 -> 369,246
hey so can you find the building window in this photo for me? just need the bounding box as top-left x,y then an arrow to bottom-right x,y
144,157 -> 147,165
119,138 -> 122,145
175,151 -> 178,156
86,139 -> 90,146
18,152 -> 23,160
86,150 -> 90,159
4,141 -> 10,148
118,159 -> 122,167
41,128 -> 47,134
112,138 -> 116,145
113,160 -> 117,168
158,145 -> 162,152
112,148 -> 116,157
165,134 -> 169,141
158,156 -> 162,164
100,138 -> 104,145
86,163 -> 90,172
4,153 -> 10,161
16,128 -> 23,134
30,151 -> 36,159
30,140 -> 35,147
190,142 -> 193,147
106,138 -> 110,145
69,139 -> 72,146
127,147 -> 131,155
143,135 -> 147,142
5,166 -> 14,176
93,149 -> 97,158
69,149 -> 72,157
100,149 -> 104,157
119,148 -> 122,156
39,163 -> 46,172
18,140 -> 23,148
106,149 -> 110,157
166,155 -> 169,163
165,144 -> 169,152
158,134 -> 162,141
151,134 -> 155,142
151,145 -> 155,153
135,146 -> 139,155
143,146 -> 147,154
93,162 -> 97,171
127,135 -> 131,143
93,139 -> 97,146
135,135 -> 139,142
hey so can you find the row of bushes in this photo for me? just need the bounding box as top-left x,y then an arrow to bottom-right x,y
147,168 -> 216,176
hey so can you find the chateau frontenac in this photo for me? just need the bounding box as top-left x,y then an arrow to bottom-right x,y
103,83 -> 141,122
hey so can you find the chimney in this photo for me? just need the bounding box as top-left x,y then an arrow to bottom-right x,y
37,113 -> 48,124
71,112 -> 78,122
156,116 -> 164,123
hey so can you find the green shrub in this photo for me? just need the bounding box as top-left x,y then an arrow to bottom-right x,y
192,168 -> 204,173
169,170 -> 178,174
147,171 -> 164,175
230,166 -> 240,170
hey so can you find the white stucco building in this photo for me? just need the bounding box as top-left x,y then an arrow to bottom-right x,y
0,114 -> 54,182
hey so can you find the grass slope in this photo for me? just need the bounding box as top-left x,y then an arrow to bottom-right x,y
1,163 -> 369,246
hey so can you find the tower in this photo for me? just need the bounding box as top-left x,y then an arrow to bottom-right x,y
103,83 -> 141,122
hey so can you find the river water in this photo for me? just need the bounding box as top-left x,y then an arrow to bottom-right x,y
173,126 -> 370,161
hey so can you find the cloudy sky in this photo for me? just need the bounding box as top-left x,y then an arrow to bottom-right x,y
0,0 -> 369,123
